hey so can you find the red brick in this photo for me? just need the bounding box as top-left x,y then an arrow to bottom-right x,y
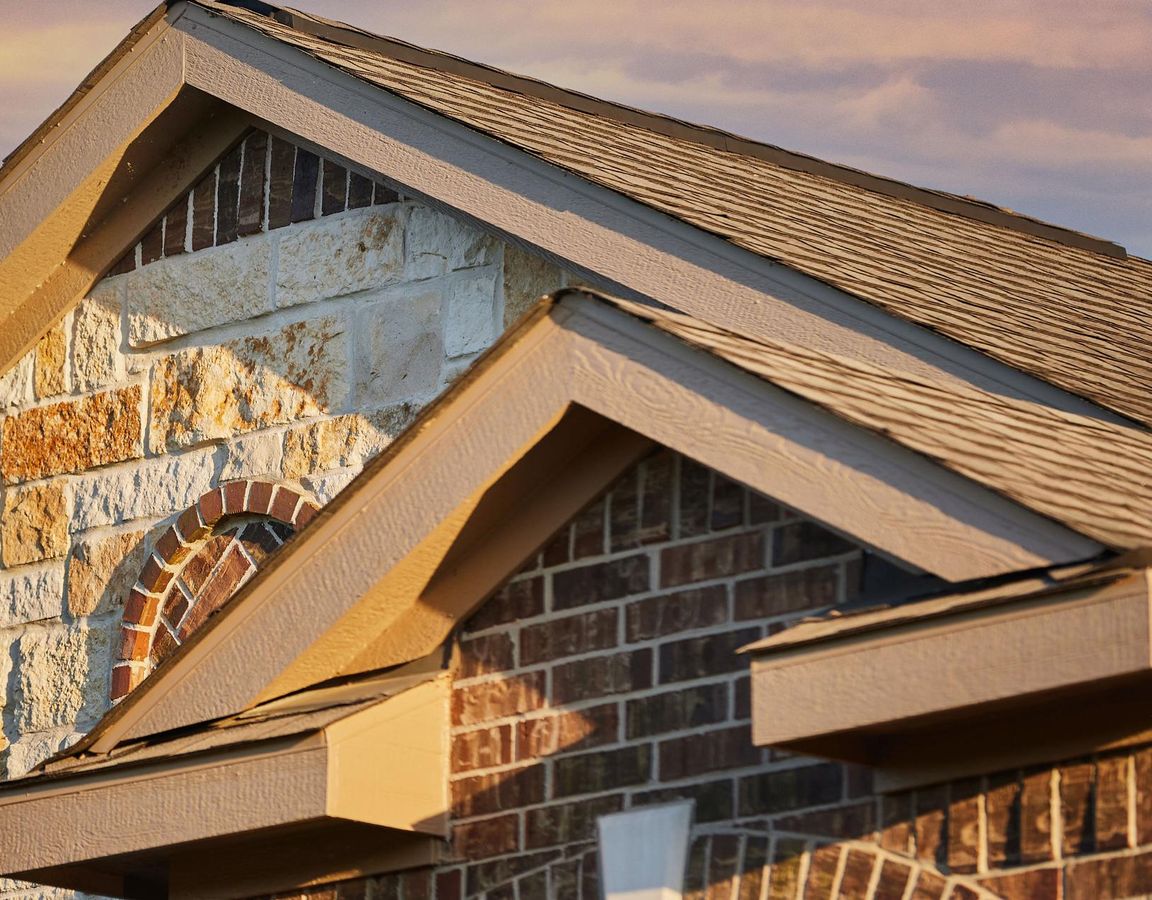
294,502 -> 318,529
451,764 -> 545,818
163,590 -> 189,629
321,160 -> 348,216
524,794 -> 623,849
626,682 -> 728,739
908,871 -> 948,900
153,526 -> 186,567
178,544 -> 253,638
268,136 -> 296,229
947,779 -> 981,873
400,871 -> 431,900
660,533 -> 762,588
138,554 -> 174,595
451,725 -> 512,773
985,772 -> 1021,867
803,844 -> 840,900
237,131 -> 267,236
237,522 -> 285,565
872,860 -> 912,900
191,170 -> 216,251
222,480 -> 248,514
625,585 -> 727,641
246,480 -> 275,516
291,149 -> 320,223
118,626 -> 150,661
633,778 -> 734,823
151,619 -> 179,664
521,607 -> 617,665
552,648 -> 651,704
738,762 -> 843,816
835,849 -> 874,899
658,627 -> 760,683
347,171 -> 374,209
552,554 -> 649,610
1019,768 -> 1055,864
109,664 -> 137,699
466,577 -> 544,631
270,487 -> 304,524
164,197 -> 188,257
733,565 -> 839,620
107,251 -> 136,277
1066,848 -> 1152,900
197,487 -> 225,526
1061,761 -> 1094,856
123,588 -> 160,628
180,533 -> 233,593
914,785 -> 947,866
659,725 -> 760,781
176,505 -> 209,543
453,814 -> 519,859
772,521 -> 855,566
707,834 -> 741,900
554,744 -> 651,797
978,868 -> 1061,900
216,143 -> 242,245
1096,755 -> 1130,851
458,632 -> 515,679
452,671 -> 547,726
948,887 -> 980,900
517,704 -> 617,760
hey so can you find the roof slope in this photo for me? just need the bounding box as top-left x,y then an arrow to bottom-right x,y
195,1 -> 1152,427
580,290 -> 1152,551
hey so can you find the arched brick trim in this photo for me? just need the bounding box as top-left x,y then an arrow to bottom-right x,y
110,480 -> 319,700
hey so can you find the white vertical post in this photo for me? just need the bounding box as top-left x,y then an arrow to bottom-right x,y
596,800 -> 694,899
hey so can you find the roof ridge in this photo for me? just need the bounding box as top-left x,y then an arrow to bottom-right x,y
197,0 -> 1126,259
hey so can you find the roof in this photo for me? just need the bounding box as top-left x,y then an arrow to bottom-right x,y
578,289 -> 1152,551
187,1 -> 1152,427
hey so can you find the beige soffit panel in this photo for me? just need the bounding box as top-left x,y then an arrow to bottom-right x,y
82,294 -> 1097,752
0,676 -> 448,898
173,2 -> 1121,423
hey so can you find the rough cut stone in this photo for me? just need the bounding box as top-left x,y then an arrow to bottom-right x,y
0,564 -> 64,629
299,468 -> 360,505
3,729 -> 82,781
72,448 -> 216,530
444,267 -> 499,358
125,236 -> 273,345
356,288 -> 443,407
405,205 -> 499,280
219,430 -> 285,480
34,320 -> 67,399
149,317 -> 349,452
72,282 -> 125,392
276,208 -> 403,308
12,621 -> 112,732
281,413 -> 393,479
1,386 -> 142,484
1,481 -> 69,566
503,242 -> 569,326
0,353 -> 35,411
68,529 -> 148,617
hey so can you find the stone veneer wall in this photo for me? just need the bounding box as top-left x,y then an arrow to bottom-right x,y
264,451 -> 1152,900
0,130 -> 576,783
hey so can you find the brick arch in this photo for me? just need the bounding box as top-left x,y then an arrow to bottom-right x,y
110,480 -> 319,700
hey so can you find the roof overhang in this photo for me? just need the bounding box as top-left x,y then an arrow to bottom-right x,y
0,671 -> 448,899
743,561 -> 1152,791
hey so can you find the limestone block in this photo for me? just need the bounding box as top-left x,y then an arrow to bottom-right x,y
1,481 -> 70,567
503,241 -> 568,326
72,281 -> 126,392
68,529 -> 148,617
0,352 -> 34,411
12,621 -> 112,732
276,208 -> 403,308
126,236 -> 274,346
3,729 -> 82,780
444,266 -> 500,358
33,319 -> 68,399
0,565 -> 65,629
149,316 -> 349,452
405,205 -> 500,280
299,467 -> 360,506
0,386 -> 143,484
0,879 -> 75,899
355,288 -> 443,407
220,429 -> 285,480
73,448 -> 216,530
282,414 -> 389,479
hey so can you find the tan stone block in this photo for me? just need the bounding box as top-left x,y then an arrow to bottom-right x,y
355,289 -> 442,407
1,385 -> 142,483
34,320 -> 67,399
0,352 -> 34,410
503,242 -> 567,327
13,621 -> 112,732
406,205 -> 500,280
149,317 -> 349,452
281,413 -> 388,479
72,283 -> 125,392
1,481 -> 69,566
68,529 -> 148,617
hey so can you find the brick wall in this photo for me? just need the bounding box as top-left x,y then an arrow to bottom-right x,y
0,128 -> 579,784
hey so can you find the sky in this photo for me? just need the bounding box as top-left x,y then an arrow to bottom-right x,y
1,1 -> 1150,257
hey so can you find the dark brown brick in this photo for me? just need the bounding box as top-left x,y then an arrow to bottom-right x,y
465,851 -> 561,897
435,870 -> 462,900
678,457 -> 711,538
347,171 -> 374,209
803,844 -> 840,900
124,588 -> 159,628
978,868 -> 1061,900
872,860 -> 912,900
107,250 -> 136,277
638,452 -> 674,544
1137,746 -> 1152,846
734,565 -> 839,620
517,704 -> 617,760
767,837 -> 805,900
216,143 -> 242,245
552,648 -> 652,704
164,195 -> 189,258
947,779 -> 981,873
191,170 -> 216,251
626,682 -> 728,739
179,544 -> 252,637
180,533 -> 232,593
452,670 -> 547,726
524,794 -> 623,849
660,533 -> 762,588
467,577 -> 544,631
659,724 -> 760,781
451,764 -> 545,818
109,664 -> 134,699
268,136 -> 296,229
1066,849 -> 1152,900
521,607 -> 617,665
914,785 -> 947,866
517,871 -> 548,899
985,772 -> 1021,867
458,632 -> 515,679
737,835 -> 769,900
734,675 -> 751,719
738,762 -> 843,816
238,131 -> 268,236
658,627 -> 760,684
879,791 -> 913,853
1019,768 -> 1055,864
609,465 -> 641,552
141,219 -> 164,265
633,778 -> 734,823
708,834 -> 741,899
836,849 -> 874,899
372,182 -> 399,204
542,527 -> 571,567
1096,755 -> 1130,851
453,813 -> 519,859
151,619 -> 178,664
554,744 -> 651,797
771,802 -> 874,840
748,492 -> 783,524
451,724 -> 512,773
908,871 -> 947,900
321,160 -> 348,216
1061,761 -> 1094,856
237,522 -> 284,565
710,474 -> 744,531
773,520 -> 855,566
400,871 -> 431,900
572,496 -> 606,559
553,554 -> 650,610
551,858 -> 580,900
291,149 -> 320,222
625,585 -> 727,642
